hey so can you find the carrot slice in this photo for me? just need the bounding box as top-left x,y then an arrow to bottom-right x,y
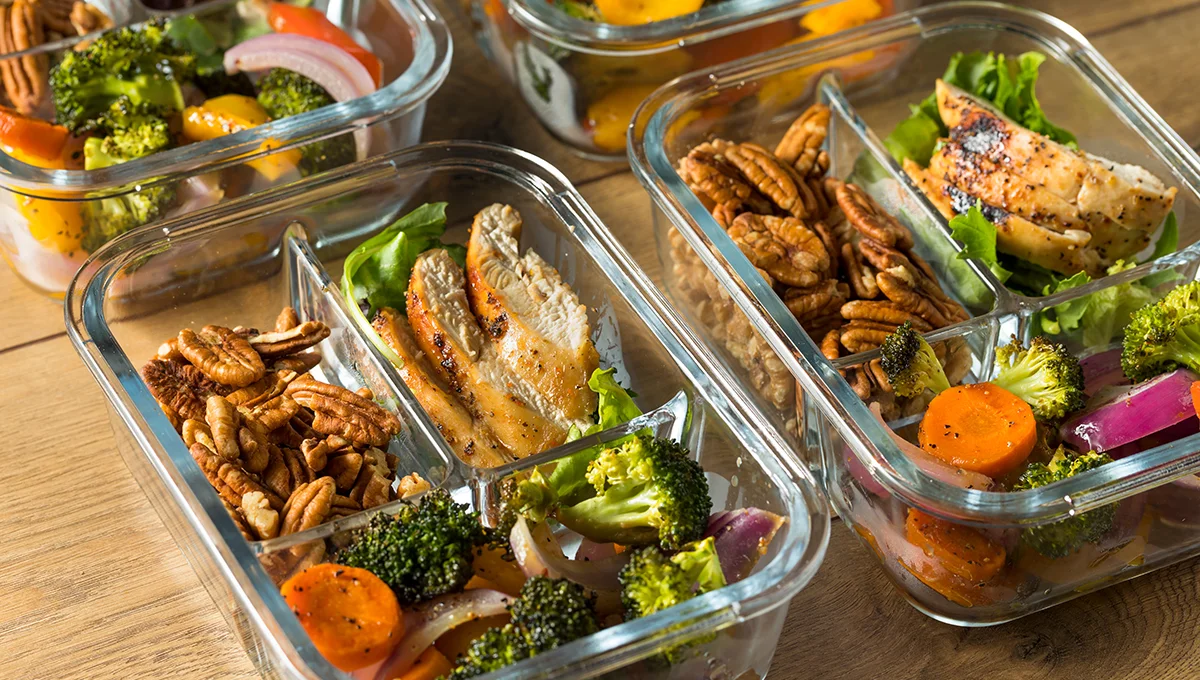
280,564 -> 404,672
1190,381 -> 1200,419
917,383 -> 1037,477
394,646 -> 454,680
904,508 -> 1006,584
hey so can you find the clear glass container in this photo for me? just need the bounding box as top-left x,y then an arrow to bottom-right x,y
458,0 -> 915,158
630,1 -> 1200,623
66,141 -> 830,676
2,0 -> 451,299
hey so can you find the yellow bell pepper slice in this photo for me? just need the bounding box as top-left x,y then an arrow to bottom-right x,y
6,146 -> 86,256
182,95 -> 301,182
800,0 -> 882,36
586,84 -> 661,153
593,0 -> 703,26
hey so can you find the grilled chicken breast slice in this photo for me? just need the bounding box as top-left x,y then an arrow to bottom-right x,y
937,80 -> 1176,232
905,159 -> 1094,276
407,249 -> 577,458
929,140 -> 1089,233
465,204 -> 600,423
373,307 -> 511,468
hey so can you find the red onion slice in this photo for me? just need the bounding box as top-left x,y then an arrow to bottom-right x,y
224,33 -> 375,160
510,518 -> 628,592
703,508 -> 786,584
1079,347 -> 1127,397
369,590 -> 514,680
1061,368 -> 1199,453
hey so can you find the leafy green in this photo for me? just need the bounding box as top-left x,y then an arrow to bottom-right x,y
341,202 -> 466,316
556,368 -> 644,506
1142,211 -> 1180,288
883,50 -> 1075,165
949,205 -> 1011,283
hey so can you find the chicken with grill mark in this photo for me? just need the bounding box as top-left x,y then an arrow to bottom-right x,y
465,203 -> 600,424
407,248 -> 586,459
918,79 -> 1177,274
372,307 -> 512,468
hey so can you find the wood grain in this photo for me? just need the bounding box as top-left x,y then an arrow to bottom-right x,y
1,1 -> 1199,679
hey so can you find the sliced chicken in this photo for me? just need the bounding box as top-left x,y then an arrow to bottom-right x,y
373,308 -> 511,468
905,159 -> 1094,276
465,203 -> 599,423
407,249 -> 582,458
937,79 -> 1176,232
929,140 -> 1089,233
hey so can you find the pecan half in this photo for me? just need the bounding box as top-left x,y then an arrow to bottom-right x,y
680,148 -> 772,214
820,328 -> 841,362
225,372 -> 293,409
840,243 -> 880,300
0,0 -> 47,116
712,202 -> 741,230
280,477 -> 334,536
142,359 -> 226,421
329,495 -> 361,520
728,213 -> 829,288
326,451 -> 364,492
811,221 -> 840,279
724,143 -> 820,219
840,300 -> 933,332
847,366 -> 872,400
840,320 -> 893,354
182,418 -> 215,452
223,499 -> 257,542
398,472 -> 432,499
285,375 -> 402,448
241,491 -> 280,540
836,183 -> 914,250
272,351 -> 323,374
179,325 -> 266,387
349,463 -> 392,510
300,434 -> 353,472
877,269 -> 952,328
261,445 -> 294,500
248,320 -> 331,358
157,338 -> 183,362
783,279 -> 847,324
69,2 -> 111,35
775,104 -> 831,178
206,395 -> 242,461
245,394 -> 301,432
275,307 -> 301,333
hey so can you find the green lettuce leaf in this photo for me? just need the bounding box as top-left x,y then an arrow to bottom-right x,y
883,50 -> 1075,164
556,368 -> 643,504
948,205 -> 1011,283
341,202 -> 466,317
1142,211 -> 1179,288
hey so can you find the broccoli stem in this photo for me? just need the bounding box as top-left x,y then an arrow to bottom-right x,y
556,485 -> 660,546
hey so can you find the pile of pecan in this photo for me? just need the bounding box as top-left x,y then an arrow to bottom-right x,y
0,0 -> 111,114
141,307 -> 420,544
672,103 -> 971,419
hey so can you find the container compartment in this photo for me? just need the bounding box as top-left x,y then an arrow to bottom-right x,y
459,0 -> 916,158
631,1 -> 1200,623
2,0 -> 451,298
67,141 -> 829,677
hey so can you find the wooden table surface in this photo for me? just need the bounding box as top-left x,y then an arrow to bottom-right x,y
4,1 -> 1200,678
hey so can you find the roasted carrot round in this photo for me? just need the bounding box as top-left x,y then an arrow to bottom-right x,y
471,544 -> 527,597
281,564 -> 403,672
902,508 -> 1009,607
394,646 -> 454,680
1190,380 -> 1200,418
917,383 -> 1037,477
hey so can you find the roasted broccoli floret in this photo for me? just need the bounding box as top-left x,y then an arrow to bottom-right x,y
1011,447 -> 1115,558
336,488 -> 488,604
83,99 -> 173,169
50,20 -> 193,134
880,321 -> 951,398
1121,281 -> 1200,383
619,537 -> 726,620
80,184 -> 177,252
255,68 -> 354,175
991,335 -> 1086,421
617,538 -> 726,664
448,576 -> 599,679
505,434 -> 711,551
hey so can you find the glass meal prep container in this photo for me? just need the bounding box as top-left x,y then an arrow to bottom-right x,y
1,0 -> 451,300
65,141 -> 830,677
630,1 -> 1200,623
459,0 -> 915,158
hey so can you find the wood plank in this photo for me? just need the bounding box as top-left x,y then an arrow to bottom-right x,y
0,337 -> 256,679
1014,0 -> 1199,36
774,524 -> 1200,680
0,258 -> 72,351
